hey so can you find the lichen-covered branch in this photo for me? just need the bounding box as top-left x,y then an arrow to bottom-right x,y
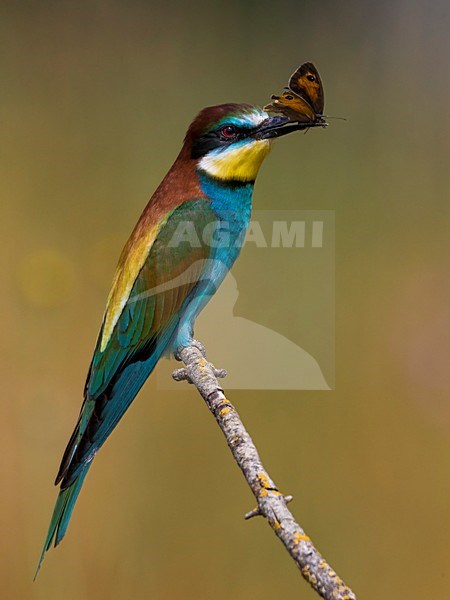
172,341 -> 357,600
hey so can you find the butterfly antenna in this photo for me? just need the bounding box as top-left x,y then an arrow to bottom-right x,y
322,115 -> 347,121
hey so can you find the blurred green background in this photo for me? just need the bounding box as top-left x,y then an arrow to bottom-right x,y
2,1 -> 449,598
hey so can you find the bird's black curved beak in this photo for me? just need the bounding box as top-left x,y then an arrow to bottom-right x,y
255,115 -> 327,140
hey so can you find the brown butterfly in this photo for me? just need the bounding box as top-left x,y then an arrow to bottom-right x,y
265,62 -> 325,124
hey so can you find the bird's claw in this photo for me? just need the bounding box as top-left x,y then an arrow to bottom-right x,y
174,339 -> 206,362
173,340 -> 226,382
191,340 -> 226,378
191,339 -> 206,357
172,365 -> 226,383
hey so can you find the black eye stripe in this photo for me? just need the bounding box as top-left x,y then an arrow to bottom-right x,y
191,124 -> 255,159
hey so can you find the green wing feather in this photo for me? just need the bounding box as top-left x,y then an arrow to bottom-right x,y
37,199 -> 216,574
58,199 -> 216,486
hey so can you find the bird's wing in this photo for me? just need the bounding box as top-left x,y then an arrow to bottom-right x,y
56,198 -> 216,487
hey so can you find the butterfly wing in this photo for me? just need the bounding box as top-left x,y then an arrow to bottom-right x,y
288,62 -> 324,115
264,91 -> 316,123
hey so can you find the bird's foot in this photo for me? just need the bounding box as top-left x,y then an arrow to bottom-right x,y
173,339 -> 205,361
191,340 -> 227,378
172,364 -> 227,382
172,339 -> 227,382
191,339 -> 206,357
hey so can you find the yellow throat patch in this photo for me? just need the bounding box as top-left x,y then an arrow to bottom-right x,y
198,139 -> 272,182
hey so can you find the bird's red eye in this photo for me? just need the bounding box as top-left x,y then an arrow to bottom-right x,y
220,125 -> 237,139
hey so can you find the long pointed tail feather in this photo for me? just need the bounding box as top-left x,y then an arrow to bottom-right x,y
35,328 -> 177,580
35,464 -> 90,579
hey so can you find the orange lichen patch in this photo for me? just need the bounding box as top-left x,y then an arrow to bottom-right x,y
198,358 -> 210,379
257,473 -> 272,489
216,397 -> 231,407
318,560 -> 327,569
272,519 -> 282,531
259,489 -> 269,497
328,569 -> 337,578
293,531 -> 310,544
198,357 -> 209,369
302,566 -> 320,588
216,397 -> 231,417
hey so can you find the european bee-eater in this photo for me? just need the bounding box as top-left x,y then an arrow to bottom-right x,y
37,103 -> 323,573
